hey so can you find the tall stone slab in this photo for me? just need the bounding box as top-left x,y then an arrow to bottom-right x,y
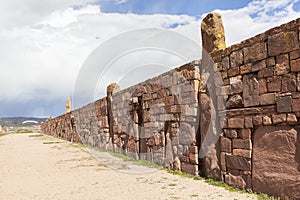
199,12 -> 226,179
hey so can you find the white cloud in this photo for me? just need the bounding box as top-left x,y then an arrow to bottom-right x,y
114,0 -> 128,5
2,0 -> 300,116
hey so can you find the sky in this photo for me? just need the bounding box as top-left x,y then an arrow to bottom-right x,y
1,0 -> 300,118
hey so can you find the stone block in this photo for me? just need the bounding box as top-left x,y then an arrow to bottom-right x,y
189,153 -> 198,164
243,74 -> 260,107
220,152 -> 226,171
226,94 -> 243,109
297,73 -> 300,91
290,50 -> 300,59
228,67 -> 239,77
181,162 -> 198,175
272,114 -> 287,124
253,116 -> 263,126
267,76 -> 281,92
275,54 -> 289,75
225,174 -> 246,190
244,118 -> 253,128
258,67 -> 273,78
263,116 -> 272,125
268,31 -> 299,56
292,98 -> 300,112
291,58 -> 300,72
243,42 -> 267,63
240,64 -> 251,74
226,154 -> 251,171
228,118 -> 244,128
258,78 -> 267,94
260,93 -> 276,105
220,137 -> 232,153
224,129 -> 238,139
282,74 -> 297,92
233,139 -> 252,150
266,57 -> 275,67
222,56 -> 230,70
252,60 -> 266,72
287,113 -> 297,124
230,50 -> 243,68
241,129 -> 251,139
276,95 -> 292,113
189,145 -> 198,154
233,149 -> 251,158
230,78 -> 243,94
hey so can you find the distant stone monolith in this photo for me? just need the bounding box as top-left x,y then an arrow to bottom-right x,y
66,98 -> 71,113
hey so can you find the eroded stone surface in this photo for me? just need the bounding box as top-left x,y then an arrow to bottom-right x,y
252,126 -> 300,199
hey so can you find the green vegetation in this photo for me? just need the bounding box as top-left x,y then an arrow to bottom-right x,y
136,159 -> 160,168
0,132 -> 6,137
15,129 -> 33,134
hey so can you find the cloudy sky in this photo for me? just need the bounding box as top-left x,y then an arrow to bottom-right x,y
1,0 -> 300,118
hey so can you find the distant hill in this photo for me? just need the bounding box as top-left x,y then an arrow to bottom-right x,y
0,117 -> 48,126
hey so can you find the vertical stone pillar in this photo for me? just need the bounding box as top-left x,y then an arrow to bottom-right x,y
199,12 -> 226,179
106,83 -> 120,152
66,98 -> 71,113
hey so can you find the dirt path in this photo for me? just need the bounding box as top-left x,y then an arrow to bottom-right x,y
0,133 -> 257,200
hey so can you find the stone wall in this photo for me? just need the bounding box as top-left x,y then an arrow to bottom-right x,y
42,61 -> 201,175
41,14 -> 300,199
210,17 -> 300,199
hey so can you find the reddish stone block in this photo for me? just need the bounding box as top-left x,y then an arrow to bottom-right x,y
220,137 -> 232,153
224,129 -> 238,139
243,42 -> 267,63
253,116 -> 263,126
290,49 -> 300,60
233,139 -> 252,150
243,74 -> 260,107
244,118 -> 253,128
260,93 -> 276,105
230,79 -> 243,94
220,152 -> 226,171
240,129 -> 251,139
287,113 -> 297,124
226,154 -> 251,171
267,76 -> 281,92
233,149 -> 251,158
282,74 -> 297,92
181,162 -> 198,175
222,56 -> 230,70
228,118 -> 244,129
240,64 -> 252,74
230,50 -> 243,68
258,67 -> 274,78
228,67 -> 239,77
292,98 -> 300,112
263,116 -> 272,125
290,59 -> 300,72
276,95 -> 292,113
266,57 -> 276,67
252,60 -> 266,72
259,78 -> 268,94
225,174 -> 246,190
268,31 -> 299,56
275,54 -> 289,75
272,114 -> 287,124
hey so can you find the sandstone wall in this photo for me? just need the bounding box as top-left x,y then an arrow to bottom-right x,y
210,17 -> 300,199
41,15 -> 300,199
41,61 -> 201,175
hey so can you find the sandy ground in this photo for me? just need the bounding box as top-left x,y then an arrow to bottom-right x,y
0,133 -> 257,200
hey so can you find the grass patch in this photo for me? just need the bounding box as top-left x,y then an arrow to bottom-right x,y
136,159 -> 160,168
256,193 -> 280,200
168,183 -> 177,186
0,132 -> 6,137
15,129 -> 33,134
110,152 -> 135,161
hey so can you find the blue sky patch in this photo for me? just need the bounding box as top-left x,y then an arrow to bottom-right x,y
97,0 -> 252,16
